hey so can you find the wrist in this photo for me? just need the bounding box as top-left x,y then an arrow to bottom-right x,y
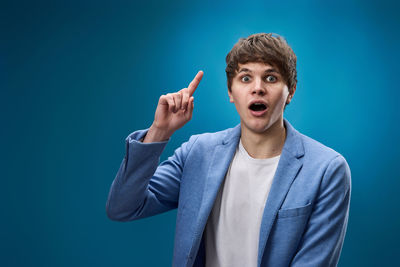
142,124 -> 172,143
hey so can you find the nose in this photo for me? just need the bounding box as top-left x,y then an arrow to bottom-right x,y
252,78 -> 266,96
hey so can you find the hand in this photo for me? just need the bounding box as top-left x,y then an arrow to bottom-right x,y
143,71 -> 204,143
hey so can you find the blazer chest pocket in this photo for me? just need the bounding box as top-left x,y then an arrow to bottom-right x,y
277,202 -> 312,219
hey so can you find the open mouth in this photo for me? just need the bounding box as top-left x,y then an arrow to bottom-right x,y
249,103 -> 267,111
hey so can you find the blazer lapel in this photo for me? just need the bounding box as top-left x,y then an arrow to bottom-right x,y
257,119 -> 305,264
188,125 -> 241,256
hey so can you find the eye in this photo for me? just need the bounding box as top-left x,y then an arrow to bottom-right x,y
241,75 -> 251,82
265,75 -> 277,82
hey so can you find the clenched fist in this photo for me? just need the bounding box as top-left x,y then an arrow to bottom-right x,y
143,71 -> 204,143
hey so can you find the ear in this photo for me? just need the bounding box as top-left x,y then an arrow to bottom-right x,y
228,89 -> 234,103
286,84 -> 296,104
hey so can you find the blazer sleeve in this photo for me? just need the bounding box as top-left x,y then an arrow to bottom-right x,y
291,155 -> 351,267
106,129 -> 198,222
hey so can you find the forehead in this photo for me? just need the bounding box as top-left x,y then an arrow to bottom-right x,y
236,62 -> 278,73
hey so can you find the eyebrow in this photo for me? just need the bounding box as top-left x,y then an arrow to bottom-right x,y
238,68 -> 280,74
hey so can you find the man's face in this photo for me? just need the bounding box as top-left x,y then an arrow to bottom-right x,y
228,62 -> 295,134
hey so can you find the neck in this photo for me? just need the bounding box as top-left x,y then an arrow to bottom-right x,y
241,118 -> 287,159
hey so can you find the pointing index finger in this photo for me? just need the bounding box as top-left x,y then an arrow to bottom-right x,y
188,70 -> 204,96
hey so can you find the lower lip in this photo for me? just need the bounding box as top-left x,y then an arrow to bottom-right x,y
250,109 -> 267,117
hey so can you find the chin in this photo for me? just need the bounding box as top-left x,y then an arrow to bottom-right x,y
243,120 -> 272,134
252,126 -> 271,134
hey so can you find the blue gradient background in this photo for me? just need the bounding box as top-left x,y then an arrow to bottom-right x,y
2,0 -> 400,266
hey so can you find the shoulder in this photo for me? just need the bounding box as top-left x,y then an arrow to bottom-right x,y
295,128 -> 351,186
171,125 -> 240,164
289,125 -> 351,199
285,119 -> 350,174
186,124 -> 241,147
300,132 -> 343,161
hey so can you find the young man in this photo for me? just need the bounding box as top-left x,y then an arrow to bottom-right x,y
106,33 -> 351,267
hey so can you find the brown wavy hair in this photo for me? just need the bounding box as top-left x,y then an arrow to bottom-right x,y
225,33 -> 297,93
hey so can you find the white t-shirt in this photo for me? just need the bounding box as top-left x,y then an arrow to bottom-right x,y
204,139 -> 280,267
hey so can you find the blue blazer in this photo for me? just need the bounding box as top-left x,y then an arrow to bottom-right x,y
106,119 -> 351,267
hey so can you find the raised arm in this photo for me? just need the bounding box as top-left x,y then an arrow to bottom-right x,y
106,71 -> 203,221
